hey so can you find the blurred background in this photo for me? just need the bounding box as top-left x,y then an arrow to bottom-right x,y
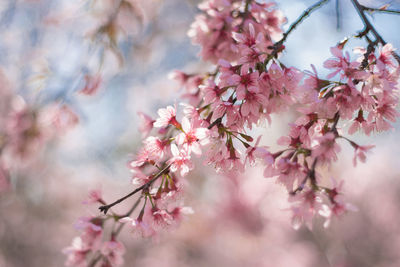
1,0 -> 400,266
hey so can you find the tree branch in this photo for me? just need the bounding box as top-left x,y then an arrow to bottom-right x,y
290,158 -> 318,195
360,4 -> 400,15
99,165 -> 170,214
267,0 -> 330,62
88,196 -> 144,267
113,196 -> 143,236
350,0 -> 400,64
335,0 -> 341,30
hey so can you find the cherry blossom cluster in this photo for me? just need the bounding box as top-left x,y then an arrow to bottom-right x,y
65,0 -> 399,265
63,191 -> 125,267
182,0 -> 399,229
283,42 -> 399,228
83,0 -> 293,246
112,105 -> 201,234
188,0 -> 285,63
0,72 -> 79,193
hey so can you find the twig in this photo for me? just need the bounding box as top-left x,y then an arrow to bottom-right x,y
113,196 -> 143,236
291,158 -> 318,195
360,4 -> 400,15
88,195 -> 144,267
361,41 -> 377,69
290,111 -> 340,195
331,111 -> 340,133
350,0 -> 400,64
99,165 -> 170,214
88,254 -> 102,267
266,0 -> 330,62
244,0 -> 252,13
208,117 -> 223,130
335,0 -> 341,30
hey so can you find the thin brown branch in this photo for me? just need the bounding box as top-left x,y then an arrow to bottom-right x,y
99,165 -> 170,214
88,254 -> 102,267
331,111 -> 340,133
360,4 -> 400,15
266,0 -> 330,63
350,0 -> 400,64
208,117 -> 223,130
88,195 -> 144,267
113,196 -> 143,236
360,41 -> 377,69
290,111 -> 340,196
291,158 -> 318,195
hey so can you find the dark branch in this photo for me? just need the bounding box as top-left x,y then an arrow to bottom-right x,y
88,254 -> 102,267
267,0 -> 330,62
335,0 -> 341,30
113,196 -> 143,236
208,117 -> 222,129
331,111 -> 340,133
360,4 -> 400,15
351,0 -> 400,64
99,165 -> 170,214
361,41 -> 377,69
290,158 -> 318,195
89,194 -> 144,266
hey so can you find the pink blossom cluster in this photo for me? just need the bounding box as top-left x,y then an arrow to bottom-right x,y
63,191 -> 126,267
94,0 -> 296,243
179,0 -> 400,228
188,0 -> 285,63
283,42 -> 399,228
182,0 -> 399,229
122,105 -> 201,236
66,0 -> 400,265
0,71 -> 79,193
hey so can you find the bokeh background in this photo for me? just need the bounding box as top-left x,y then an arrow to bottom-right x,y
1,0 -> 400,266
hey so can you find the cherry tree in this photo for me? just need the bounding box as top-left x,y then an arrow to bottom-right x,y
60,0 -> 400,266
0,0 -> 399,266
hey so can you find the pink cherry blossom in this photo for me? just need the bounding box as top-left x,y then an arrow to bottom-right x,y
63,237 -> 89,267
352,144 -> 375,166
79,74 -> 102,95
143,136 -> 168,161
119,217 -> 156,238
289,190 -> 323,230
230,67 -> 259,100
151,208 -> 174,230
100,240 -> 125,267
377,43 -> 397,69
74,217 -> 103,251
129,147 -> 151,168
312,133 -> 341,163
83,188 -> 104,204
168,70 -> 190,87
323,46 -> 362,80
168,144 -> 194,177
137,112 -> 155,137
170,206 -> 194,223
154,105 -> 178,128
130,167 -> 151,186
175,117 -> 209,155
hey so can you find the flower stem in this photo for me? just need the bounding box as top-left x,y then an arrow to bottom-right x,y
99,165 -> 170,214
